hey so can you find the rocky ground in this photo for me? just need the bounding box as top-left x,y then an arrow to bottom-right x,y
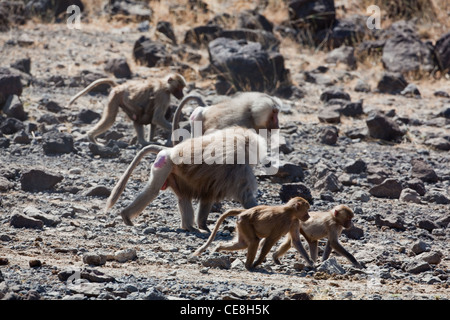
0,0 -> 449,302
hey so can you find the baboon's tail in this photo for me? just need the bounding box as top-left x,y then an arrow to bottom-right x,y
105,144 -> 167,212
67,78 -> 118,107
193,208 -> 246,256
171,95 -> 206,145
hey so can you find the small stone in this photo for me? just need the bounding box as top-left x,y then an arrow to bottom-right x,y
344,159 -> 366,174
420,251 -> 443,265
10,212 -> 44,229
114,248 -> 137,263
320,88 -> 350,102
374,213 -> 406,231
83,185 -> 111,197
404,260 -> 431,274
29,259 -> 42,268
78,109 -> 101,124
410,159 -> 439,183
317,257 -> 346,274
342,225 -> 364,240
399,188 -> 421,204
366,112 -> 404,141
83,253 -> 106,266
42,132 -> 74,155
369,178 -> 403,199
320,126 -> 339,145
314,173 -> 343,192
411,240 -> 431,255
400,83 -> 421,98
318,109 -> 341,124
89,141 -> 120,158
201,255 -> 232,269
104,57 -> 132,79
144,288 -> 167,300
417,219 -> 438,232
44,101 -> 62,113
279,183 -> 313,204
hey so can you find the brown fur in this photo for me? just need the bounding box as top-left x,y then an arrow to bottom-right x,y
106,127 -> 265,232
68,73 -> 186,145
273,205 -> 363,268
194,197 -> 314,270
172,92 -> 280,145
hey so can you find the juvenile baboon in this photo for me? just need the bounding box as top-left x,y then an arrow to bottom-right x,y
273,204 -> 363,268
172,92 -> 281,145
193,197 -> 314,270
106,127 -> 267,232
67,73 -> 186,145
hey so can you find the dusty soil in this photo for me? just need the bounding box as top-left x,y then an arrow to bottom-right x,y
0,3 -> 449,302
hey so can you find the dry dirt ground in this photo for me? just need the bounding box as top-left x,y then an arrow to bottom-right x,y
0,1 -> 449,303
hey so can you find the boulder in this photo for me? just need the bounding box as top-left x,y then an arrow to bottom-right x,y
132,36 -> 172,68
207,37 -> 290,94
381,29 -> 435,74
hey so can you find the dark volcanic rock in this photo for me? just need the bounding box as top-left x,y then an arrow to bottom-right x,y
381,29 -> 435,74
78,109 -> 101,124
369,178 -> 403,199
2,95 -> 27,121
10,212 -> 44,229
11,58 -> 31,74
104,57 -> 131,79
89,141 -> 120,158
42,132 -> 74,155
288,0 -> 336,32
319,88 -> 350,102
207,37 -> 290,94
132,36 -> 172,68
279,182 -> 313,204
25,0 -> 85,19
20,169 -> 63,192
320,126 -> 339,145
377,72 -> 408,94
0,118 -> 25,135
410,159 -> 439,183
0,68 -> 23,105
103,0 -> 151,22
374,213 -> 406,230
366,112 -> 404,141
156,21 -> 177,45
